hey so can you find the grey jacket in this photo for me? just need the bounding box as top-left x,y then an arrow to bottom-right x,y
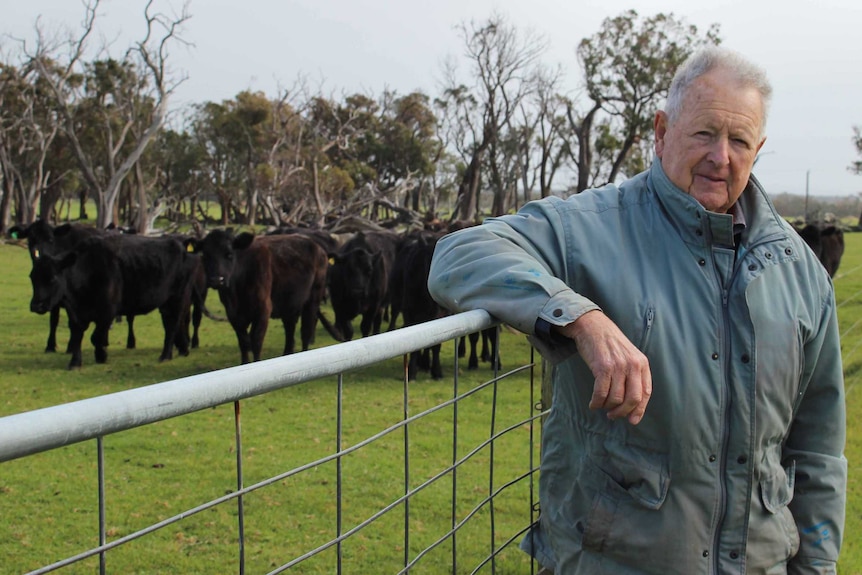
428,161 -> 846,574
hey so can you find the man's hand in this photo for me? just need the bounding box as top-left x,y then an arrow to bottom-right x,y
553,310 -> 652,425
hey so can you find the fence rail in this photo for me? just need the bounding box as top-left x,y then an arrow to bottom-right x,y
0,310 -> 546,574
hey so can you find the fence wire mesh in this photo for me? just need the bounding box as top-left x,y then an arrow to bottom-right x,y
0,311 -> 548,574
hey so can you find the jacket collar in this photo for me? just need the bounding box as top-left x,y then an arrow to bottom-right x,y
646,160 -> 785,248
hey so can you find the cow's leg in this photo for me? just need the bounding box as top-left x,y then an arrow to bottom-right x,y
408,350 -> 420,381
156,309 -> 175,362
387,302 -> 400,332
238,332 -> 252,364
299,300 -> 319,352
249,316 -> 269,362
126,315 -> 136,349
47,306 -> 60,353
359,310 -> 374,338
91,320 -> 112,364
337,318 -> 355,342
418,347 -> 431,371
371,306 -> 384,335
191,296 -> 202,349
484,327 -> 501,370
430,343 -> 443,380
66,319 -> 88,369
160,300 -> 190,361
468,331 -> 480,370
281,311 -> 300,355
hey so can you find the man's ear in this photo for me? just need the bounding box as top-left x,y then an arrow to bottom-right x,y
756,136 -> 767,155
654,111 -> 668,158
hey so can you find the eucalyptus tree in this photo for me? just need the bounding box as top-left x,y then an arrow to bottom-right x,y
144,127 -> 206,227
190,92 -> 269,225
567,10 -> 720,192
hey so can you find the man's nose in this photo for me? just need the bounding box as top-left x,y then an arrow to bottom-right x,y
707,137 -> 731,166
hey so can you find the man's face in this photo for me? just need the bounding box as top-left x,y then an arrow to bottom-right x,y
654,67 -> 766,213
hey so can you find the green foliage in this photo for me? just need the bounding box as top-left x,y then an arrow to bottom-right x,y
573,10 -> 721,187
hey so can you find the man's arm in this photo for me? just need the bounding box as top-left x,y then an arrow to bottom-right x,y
428,201 -> 651,425
785,294 -> 847,574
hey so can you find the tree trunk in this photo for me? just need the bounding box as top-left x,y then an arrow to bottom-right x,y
456,149 -> 484,221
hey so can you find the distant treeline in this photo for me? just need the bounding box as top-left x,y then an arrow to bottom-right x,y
770,193 -> 862,226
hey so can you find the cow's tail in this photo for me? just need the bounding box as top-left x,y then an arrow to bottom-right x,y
318,310 -> 344,342
200,300 -> 228,322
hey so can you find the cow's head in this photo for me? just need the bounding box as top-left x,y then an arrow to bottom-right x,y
195,229 -> 255,289
29,251 -> 76,314
333,247 -> 382,301
11,220 -> 57,261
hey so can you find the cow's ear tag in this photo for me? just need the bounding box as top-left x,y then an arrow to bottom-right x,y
328,257 -> 335,265
10,231 -> 17,239
187,243 -> 194,252
34,248 -> 40,259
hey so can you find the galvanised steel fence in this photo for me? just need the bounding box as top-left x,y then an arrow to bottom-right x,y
0,310 -> 547,574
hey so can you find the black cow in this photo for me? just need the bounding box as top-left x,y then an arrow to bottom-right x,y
393,233 -> 445,380
193,229 -> 329,364
328,231 -> 399,341
796,223 -> 845,278
28,234 -> 196,368
10,221 -> 104,352
390,231 -> 499,380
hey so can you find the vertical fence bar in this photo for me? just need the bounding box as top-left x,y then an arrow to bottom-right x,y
489,362 -> 498,574
337,373 -> 344,575
97,437 -> 106,575
451,338 -> 459,574
234,401 -> 245,575
402,353 -> 411,571
529,347 -> 538,575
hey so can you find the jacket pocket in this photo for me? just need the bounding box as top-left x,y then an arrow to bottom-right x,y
760,458 -> 795,513
578,442 -> 673,569
586,440 -> 670,509
757,457 -> 801,560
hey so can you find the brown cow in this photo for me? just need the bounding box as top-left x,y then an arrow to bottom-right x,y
193,229 -> 329,364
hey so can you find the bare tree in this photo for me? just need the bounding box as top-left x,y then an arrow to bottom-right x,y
0,58 -> 68,229
441,13 -> 547,220
850,125 -> 862,175
25,0 -> 190,231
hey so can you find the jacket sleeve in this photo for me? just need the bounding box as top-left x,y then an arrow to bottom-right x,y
785,289 -> 847,574
427,199 -> 600,361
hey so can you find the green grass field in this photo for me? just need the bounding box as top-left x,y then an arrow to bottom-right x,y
1,230 -> 861,574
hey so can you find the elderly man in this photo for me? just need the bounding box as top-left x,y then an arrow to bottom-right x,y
428,47 -> 846,574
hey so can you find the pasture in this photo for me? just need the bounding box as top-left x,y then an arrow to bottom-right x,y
0,229 -> 861,573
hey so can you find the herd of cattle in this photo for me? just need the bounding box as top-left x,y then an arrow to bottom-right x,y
8,219 -> 498,380
6,217 -> 845,376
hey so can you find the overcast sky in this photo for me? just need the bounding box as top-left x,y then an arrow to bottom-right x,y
4,0 -> 862,197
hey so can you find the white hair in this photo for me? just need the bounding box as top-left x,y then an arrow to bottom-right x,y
664,47 -> 772,137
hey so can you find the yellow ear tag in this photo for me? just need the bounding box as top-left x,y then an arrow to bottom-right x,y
328,257 -> 335,265
34,249 -> 40,259
187,243 -> 194,252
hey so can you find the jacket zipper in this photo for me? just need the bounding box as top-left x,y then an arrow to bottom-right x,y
712,285 -> 733,574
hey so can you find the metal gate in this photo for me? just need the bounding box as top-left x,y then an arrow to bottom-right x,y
0,310 -> 547,574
